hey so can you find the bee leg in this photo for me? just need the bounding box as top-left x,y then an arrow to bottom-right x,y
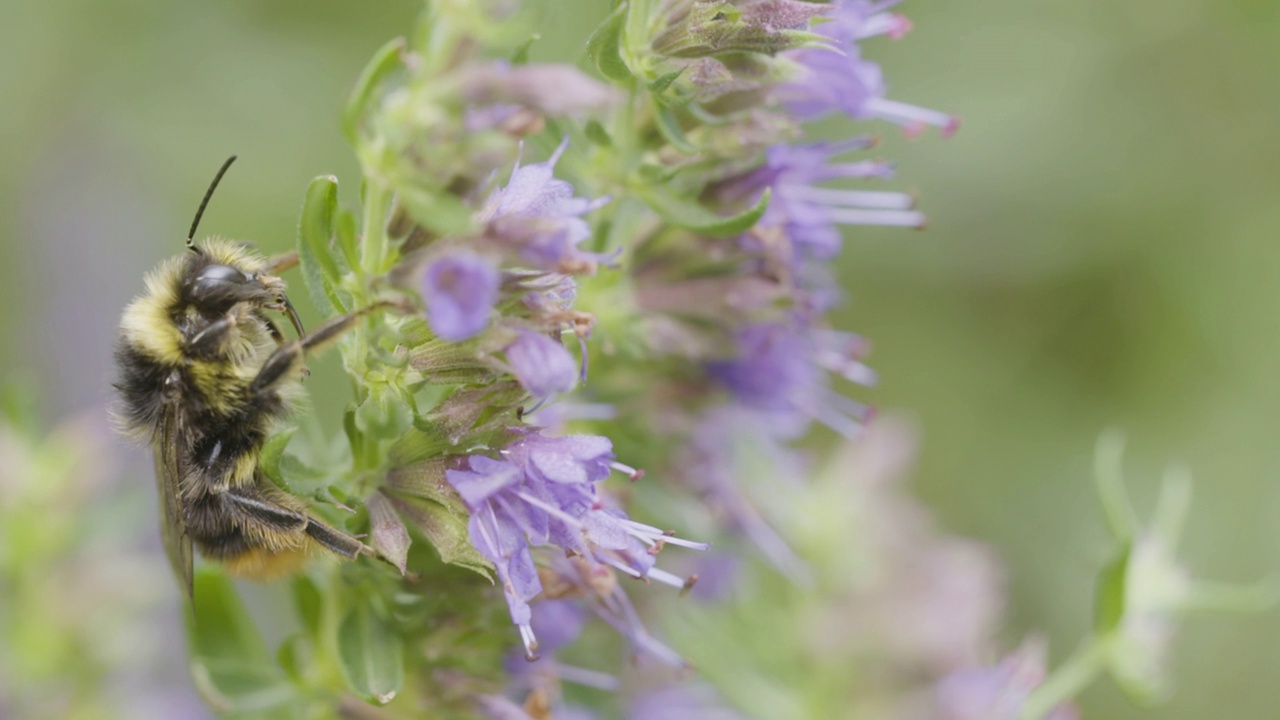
223,488 -> 308,533
186,313 -> 243,358
262,250 -> 300,275
304,520 -> 367,559
224,486 -> 369,559
250,303 -> 390,394
254,312 -> 286,345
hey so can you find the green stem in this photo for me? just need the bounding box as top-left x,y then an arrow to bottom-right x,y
1019,636 -> 1110,720
361,180 -> 390,277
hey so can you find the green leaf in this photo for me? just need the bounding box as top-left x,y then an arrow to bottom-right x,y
510,33 -> 540,65
586,8 -> 631,82
337,594 -> 405,705
276,634 -> 312,685
1094,544 -> 1131,635
187,568 -> 299,714
584,119 -> 613,147
297,176 -> 349,315
292,575 -> 324,638
335,208 -> 361,273
260,427 -> 298,488
642,186 -> 770,237
654,105 -> 697,154
344,37 -> 405,144
648,70 -> 684,95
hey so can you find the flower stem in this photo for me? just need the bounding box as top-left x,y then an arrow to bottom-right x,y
361,179 -> 390,277
1018,635 -> 1109,720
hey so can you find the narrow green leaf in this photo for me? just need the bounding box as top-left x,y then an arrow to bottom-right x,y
344,37 -> 405,144
584,120 -> 613,147
297,176 -> 349,314
648,70 -> 683,95
335,208 -> 361,271
260,427 -> 298,487
586,8 -> 631,82
1094,544 -> 1131,635
276,634 -> 312,685
654,105 -> 697,154
510,33 -> 540,65
337,595 -> 405,705
642,186 -> 770,237
292,575 -> 324,638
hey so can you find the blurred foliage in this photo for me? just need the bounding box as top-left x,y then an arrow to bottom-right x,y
1,0 -> 1279,718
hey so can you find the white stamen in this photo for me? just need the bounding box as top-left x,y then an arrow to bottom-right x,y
519,623 -> 540,660
515,491 -> 583,529
645,567 -> 688,589
792,394 -> 865,439
865,97 -> 959,135
854,10 -> 913,40
814,349 -> 879,385
622,520 -> 712,550
598,554 -> 644,578
824,208 -> 926,227
825,160 -> 896,179
550,662 -> 622,691
610,461 -> 644,481
787,186 -> 915,210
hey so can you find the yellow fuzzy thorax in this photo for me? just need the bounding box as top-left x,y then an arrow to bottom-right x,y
117,237 -> 303,429
118,238 -> 272,366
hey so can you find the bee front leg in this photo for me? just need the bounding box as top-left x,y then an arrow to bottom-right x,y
249,303 -> 391,394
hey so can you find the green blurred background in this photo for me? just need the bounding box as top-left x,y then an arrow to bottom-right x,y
1,0 -> 1277,717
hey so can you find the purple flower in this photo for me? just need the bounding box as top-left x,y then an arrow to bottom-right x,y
526,599 -> 589,656
478,138 -> 611,273
778,1 -> 958,135
935,638 -> 1079,720
505,330 -> 579,399
706,321 -> 875,439
420,252 -> 501,341
715,140 -> 920,260
446,431 -> 706,659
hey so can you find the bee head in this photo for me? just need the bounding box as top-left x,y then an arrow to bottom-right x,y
178,156 -> 304,337
181,253 -> 303,336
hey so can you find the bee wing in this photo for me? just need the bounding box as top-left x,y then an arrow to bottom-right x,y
154,404 -> 194,598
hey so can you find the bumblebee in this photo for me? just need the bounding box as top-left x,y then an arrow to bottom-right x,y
114,156 -> 376,596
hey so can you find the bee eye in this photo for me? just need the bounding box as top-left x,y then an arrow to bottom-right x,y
195,264 -> 250,285
187,263 -> 262,311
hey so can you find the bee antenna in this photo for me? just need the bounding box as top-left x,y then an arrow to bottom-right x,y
186,155 -> 238,252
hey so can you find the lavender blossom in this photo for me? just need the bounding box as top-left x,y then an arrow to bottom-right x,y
715,140 -> 919,260
935,639 -> 1079,720
505,330 -> 579,399
778,1 -> 958,135
706,322 -> 876,439
478,138 -> 611,273
421,251 -> 501,341
446,432 -> 706,659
